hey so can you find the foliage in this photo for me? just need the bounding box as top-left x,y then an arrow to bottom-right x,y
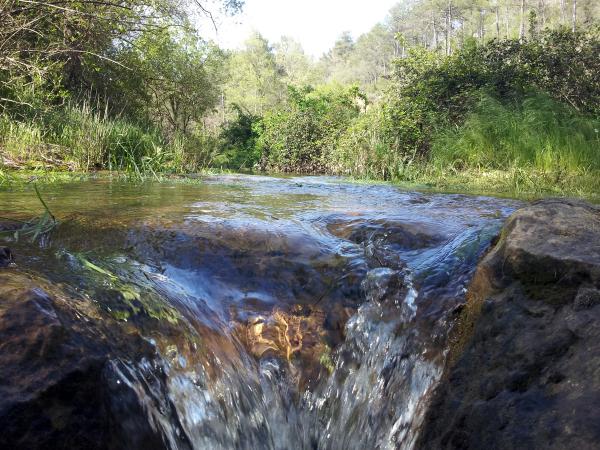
378,28 -> 600,158
122,28 -> 227,134
256,84 -> 364,173
0,103 -> 216,175
431,92 -> 600,173
0,0 -> 237,176
216,105 -> 262,169
324,29 -> 600,195
332,105 -> 417,180
274,37 -> 323,87
224,32 -> 287,115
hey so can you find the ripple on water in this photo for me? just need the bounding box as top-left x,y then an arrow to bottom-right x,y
0,175 -> 521,449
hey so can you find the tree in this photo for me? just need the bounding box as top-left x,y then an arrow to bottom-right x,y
0,0 -> 241,116
273,36 -> 321,86
225,32 -> 286,115
348,24 -> 396,89
129,28 -> 226,134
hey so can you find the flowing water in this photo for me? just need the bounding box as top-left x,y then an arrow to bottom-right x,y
0,175 -> 520,449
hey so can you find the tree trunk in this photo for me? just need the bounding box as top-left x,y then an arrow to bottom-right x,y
480,9 -> 486,41
572,0 -> 577,31
560,0 -> 566,24
433,14 -> 439,49
505,3 -> 510,38
445,9 -> 449,55
445,1 -> 452,56
496,6 -> 501,38
519,0 -> 526,42
539,0 -> 546,26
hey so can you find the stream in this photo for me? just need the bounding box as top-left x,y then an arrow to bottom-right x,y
0,175 -> 520,449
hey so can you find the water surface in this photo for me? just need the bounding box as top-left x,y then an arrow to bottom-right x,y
1,175 -> 521,449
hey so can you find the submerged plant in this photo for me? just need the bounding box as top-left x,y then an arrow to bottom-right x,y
1,184 -> 58,243
73,252 -> 180,324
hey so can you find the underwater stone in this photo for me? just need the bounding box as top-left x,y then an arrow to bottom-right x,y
0,247 -> 14,267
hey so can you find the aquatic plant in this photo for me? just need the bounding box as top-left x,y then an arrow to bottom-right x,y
74,253 -> 180,324
0,184 -> 58,243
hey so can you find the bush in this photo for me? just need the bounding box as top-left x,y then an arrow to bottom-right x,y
215,105 -> 262,169
256,84 -> 364,173
382,28 -> 600,159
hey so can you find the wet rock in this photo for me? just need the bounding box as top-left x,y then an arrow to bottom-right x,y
128,220 -> 366,310
417,199 -> 600,449
127,220 -> 371,389
0,220 -> 22,232
0,246 -> 14,267
573,286 -> 600,311
469,198 -> 600,304
328,218 -> 445,251
0,271 -> 186,449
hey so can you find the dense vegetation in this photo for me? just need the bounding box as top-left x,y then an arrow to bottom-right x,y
220,28 -> 600,195
0,0 -> 598,195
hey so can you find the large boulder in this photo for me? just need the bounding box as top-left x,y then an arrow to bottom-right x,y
417,199 -> 600,449
0,270 -> 194,449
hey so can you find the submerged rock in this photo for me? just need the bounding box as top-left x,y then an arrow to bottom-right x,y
328,218 -> 445,251
417,199 -> 600,449
0,246 -> 14,267
0,270 -> 234,450
0,220 -> 22,232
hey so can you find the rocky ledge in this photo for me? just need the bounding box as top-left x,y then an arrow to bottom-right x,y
417,199 -> 600,449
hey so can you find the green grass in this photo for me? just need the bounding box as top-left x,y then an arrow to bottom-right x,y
431,93 -> 600,174
0,102 -> 220,178
397,166 -> 600,201
343,165 -> 600,202
337,92 -> 600,200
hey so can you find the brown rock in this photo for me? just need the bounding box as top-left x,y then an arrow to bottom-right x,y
0,271 -> 186,449
417,199 -> 600,450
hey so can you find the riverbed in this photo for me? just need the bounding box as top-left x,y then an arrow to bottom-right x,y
0,175 -> 521,449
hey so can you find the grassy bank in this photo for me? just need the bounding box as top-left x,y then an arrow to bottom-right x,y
354,93 -> 600,199
0,102 -> 221,178
392,167 -> 600,201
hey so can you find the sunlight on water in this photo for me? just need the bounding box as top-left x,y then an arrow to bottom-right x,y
1,175 -> 520,449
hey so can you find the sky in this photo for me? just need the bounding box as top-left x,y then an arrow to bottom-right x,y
198,0 -> 400,57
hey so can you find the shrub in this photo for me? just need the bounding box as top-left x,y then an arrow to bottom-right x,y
382,28 -> 600,159
256,84 -> 364,173
216,105 -> 262,169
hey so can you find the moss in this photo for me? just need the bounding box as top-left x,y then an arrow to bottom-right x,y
76,254 -> 181,325
319,346 -> 335,374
